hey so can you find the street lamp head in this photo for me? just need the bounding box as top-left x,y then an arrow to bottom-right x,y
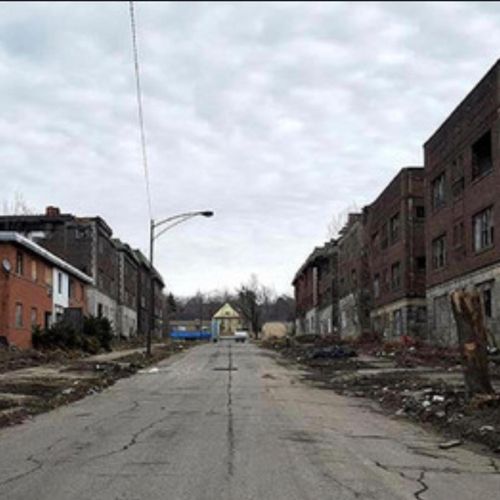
201,211 -> 214,217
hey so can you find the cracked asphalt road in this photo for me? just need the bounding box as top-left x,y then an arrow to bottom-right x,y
0,343 -> 499,499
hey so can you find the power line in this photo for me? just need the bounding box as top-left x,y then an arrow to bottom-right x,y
129,0 -> 153,220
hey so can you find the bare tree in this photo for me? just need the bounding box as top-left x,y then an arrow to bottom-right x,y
2,192 -> 35,215
326,202 -> 360,239
450,288 -> 494,398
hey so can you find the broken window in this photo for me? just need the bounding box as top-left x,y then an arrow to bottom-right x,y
473,206 -> 494,252
432,172 -> 446,210
471,130 -> 493,180
416,206 -> 425,219
416,256 -> 426,271
390,212 -> 400,243
483,288 -> 492,318
391,262 -> 401,290
432,234 -> 446,269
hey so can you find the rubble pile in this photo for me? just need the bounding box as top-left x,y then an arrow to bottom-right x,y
329,371 -> 500,452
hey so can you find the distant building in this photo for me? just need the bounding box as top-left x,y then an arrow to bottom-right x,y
337,213 -> 370,339
292,240 -> 338,336
0,232 -> 92,348
424,60 -> 500,345
135,249 -> 152,337
114,239 -> 139,338
212,303 -> 243,337
366,167 -> 427,339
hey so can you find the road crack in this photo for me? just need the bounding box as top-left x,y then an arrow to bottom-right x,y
414,470 -> 428,500
0,455 -> 43,492
85,414 -> 171,463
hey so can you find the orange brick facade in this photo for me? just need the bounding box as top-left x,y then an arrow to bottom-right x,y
0,241 -> 89,348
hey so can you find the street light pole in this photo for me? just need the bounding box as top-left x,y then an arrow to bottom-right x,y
146,210 -> 214,356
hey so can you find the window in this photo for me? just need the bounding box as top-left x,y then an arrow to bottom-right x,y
482,289 -> 492,318
416,206 -> 425,218
390,213 -> 400,243
351,269 -> 357,287
393,309 -> 403,336
451,155 -> 465,199
432,173 -> 446,210
391,262 -> 401,290
432,235 -> 447,269
31,260 -> 37,281
416,256 -> 426,271
453,221 -> 465,248
31,308 -> 38,327
44,312 -> 52,329
433,295 -> 449,329
45,266 -> 52,285
69,278 -> 74,299
472,130 -> 492,180
97,303 -> 103,317
58,272 -> 63,294
16,251 -> 23,275
373,274 -> 380,298
15,303 -> 23,328
473,206 -> 494,252
381,223 -> 388,249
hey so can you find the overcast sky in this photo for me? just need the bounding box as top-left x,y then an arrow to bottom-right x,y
1,2 -> 500,297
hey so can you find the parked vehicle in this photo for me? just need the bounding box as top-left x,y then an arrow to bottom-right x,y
234,330 -> 248,343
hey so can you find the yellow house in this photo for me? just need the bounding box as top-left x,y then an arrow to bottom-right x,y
212,303 -> 243,337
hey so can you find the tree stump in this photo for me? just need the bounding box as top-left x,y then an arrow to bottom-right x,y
450,288 -> 494,398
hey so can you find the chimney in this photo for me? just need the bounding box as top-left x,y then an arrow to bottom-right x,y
45,206 -> 60,217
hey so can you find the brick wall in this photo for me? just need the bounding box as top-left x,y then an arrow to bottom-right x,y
367,168 -> 426,310
425,61 -> 500,288
0,243 -> 53,348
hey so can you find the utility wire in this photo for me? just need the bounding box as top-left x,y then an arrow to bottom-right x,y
129,0 -> 153,220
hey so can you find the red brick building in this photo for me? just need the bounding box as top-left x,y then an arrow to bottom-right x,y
366,167 -> 427,339
337,213 -> 371,338
424,60 -> 500,345
0,232 -> 92,349
292,250 -> 319,335
292,241 -> 338,336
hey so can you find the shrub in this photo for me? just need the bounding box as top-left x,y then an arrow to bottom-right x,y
83,316 -> 113,352
32,315 -> 114,353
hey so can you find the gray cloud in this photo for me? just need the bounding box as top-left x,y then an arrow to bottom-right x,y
1,1 -> 500,296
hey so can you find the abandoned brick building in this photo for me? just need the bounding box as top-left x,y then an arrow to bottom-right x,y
293,240 -> 338,336
337,213 -> 371,338
425,60 -> 500,345
366,167 -> 427,339
0,207 -> 168,338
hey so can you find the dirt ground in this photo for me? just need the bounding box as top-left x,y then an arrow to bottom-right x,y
0,341 -> 189,429
262,336 -> 500,453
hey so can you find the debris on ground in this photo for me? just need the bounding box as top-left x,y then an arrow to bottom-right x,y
0,342 -> 187,429
439,439 -> 463,449
263,335 -> 500,453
